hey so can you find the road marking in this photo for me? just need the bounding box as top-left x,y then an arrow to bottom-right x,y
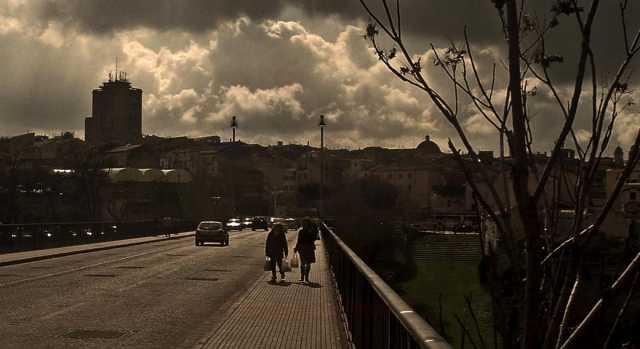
0,230 -> 264,288
39,302 -> 86,320
115,230 -> 264,293
0,244 -> 187,288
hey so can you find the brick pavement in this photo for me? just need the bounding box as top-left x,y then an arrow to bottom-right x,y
198,236 -> 350,349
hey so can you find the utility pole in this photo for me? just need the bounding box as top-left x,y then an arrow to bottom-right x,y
318,114 -> 327,218
231,115 -> 238,142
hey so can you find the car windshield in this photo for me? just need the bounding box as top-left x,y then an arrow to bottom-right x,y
199,222 -> 222,230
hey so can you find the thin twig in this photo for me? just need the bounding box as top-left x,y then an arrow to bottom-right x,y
465,295 -> 488,349
602,271 -> 639,349
560,251 -> 640,348
455,314 -> 480,349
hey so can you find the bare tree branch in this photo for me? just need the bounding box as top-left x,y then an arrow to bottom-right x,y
560,251 -> 640,348
602,270 -> 639,349
532,0 -> 601,204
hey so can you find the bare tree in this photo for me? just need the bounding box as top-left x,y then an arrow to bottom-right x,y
360,0 -> 640,347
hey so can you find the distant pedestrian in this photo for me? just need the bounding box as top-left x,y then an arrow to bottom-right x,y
294,219 -> 318,283
265,223 -> 288,282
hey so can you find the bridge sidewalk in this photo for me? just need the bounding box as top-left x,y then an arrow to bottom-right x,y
0,231 -> 194,266
197,237 -> 350,349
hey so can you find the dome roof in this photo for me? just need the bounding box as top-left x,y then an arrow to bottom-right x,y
416,135 -> 441,154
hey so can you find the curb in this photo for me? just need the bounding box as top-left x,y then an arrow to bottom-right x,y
0,232 -> 195,267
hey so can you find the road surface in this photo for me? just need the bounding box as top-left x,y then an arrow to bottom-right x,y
0,228 -> 289,348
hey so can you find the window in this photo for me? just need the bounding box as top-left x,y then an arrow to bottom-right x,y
631,192 -> 637,201
198,222 -> 222,230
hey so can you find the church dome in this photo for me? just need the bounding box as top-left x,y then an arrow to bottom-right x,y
417,135 -> 441,154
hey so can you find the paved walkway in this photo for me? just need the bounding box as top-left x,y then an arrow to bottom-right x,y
0,232 -> 194,266
197,237 -> 350,349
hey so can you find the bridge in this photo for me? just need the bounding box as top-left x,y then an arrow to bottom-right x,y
0,223 -> 451,349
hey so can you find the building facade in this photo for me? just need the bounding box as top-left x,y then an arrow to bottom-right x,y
85,74 -> 142,145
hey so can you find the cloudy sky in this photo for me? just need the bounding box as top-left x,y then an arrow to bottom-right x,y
0,0 -> 638,153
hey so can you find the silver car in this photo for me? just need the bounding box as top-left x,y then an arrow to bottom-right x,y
195,221 -> 229,246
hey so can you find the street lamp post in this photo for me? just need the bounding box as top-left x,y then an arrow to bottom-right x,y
231,115 -> 238,142
318,114 -> 327,218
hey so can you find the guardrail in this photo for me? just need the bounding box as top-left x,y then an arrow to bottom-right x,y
0,220 -> 196,253
320,223 -> 452,349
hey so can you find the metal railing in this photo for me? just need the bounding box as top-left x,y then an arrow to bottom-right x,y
321,223 -> 452,349
0,219 -> 196,253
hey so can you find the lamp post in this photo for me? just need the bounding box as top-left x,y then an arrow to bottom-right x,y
209,196 -> 222,220
272,190 -> 284,217
231,115 -> 238,142
318,114 -> 327,218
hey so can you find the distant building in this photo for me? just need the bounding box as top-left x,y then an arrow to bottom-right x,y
85,73 -> 142,145
104,144 -> 158,168
416,135 -> 441,154
614,145 -> 624,168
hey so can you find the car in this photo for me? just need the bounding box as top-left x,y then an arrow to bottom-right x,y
251,217 -> 268,231
82,227 -> 94,238
242,217 -> 253,229
284,218 -> 300,230
269,217 -> 284,227
196,221 -> 229,246
225,218 -> 242,231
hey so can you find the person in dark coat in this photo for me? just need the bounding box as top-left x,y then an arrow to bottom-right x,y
265,223 -> 288,282
294,219 -> 318,283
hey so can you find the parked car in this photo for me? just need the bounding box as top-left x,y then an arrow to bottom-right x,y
196,221 -> 229,246
225,218 -> 242,231
284,218 -> 300,230
251,217 -> 268,231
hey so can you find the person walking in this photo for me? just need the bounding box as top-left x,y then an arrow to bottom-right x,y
294,219 -> 318,283
265,223 -> 288,282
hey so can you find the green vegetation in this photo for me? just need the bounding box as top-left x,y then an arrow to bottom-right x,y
394,262 -> 498,348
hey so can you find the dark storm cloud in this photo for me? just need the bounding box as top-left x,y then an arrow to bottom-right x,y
32,0 -> 637,79
1,0 -> 637,151
33,0 -> 502,41
35,0 -> 286,34
0,31 -> 108,134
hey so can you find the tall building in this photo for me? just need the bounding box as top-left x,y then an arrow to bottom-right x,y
614,145 -> 624,168
85,72 -> 142,145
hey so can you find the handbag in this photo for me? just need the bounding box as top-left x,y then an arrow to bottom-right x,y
281,258 -> 292,272
290,253 -> 299,268
264,257 -> 271,271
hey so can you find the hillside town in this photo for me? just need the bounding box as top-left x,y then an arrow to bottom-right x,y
1,5 -> 639,343
1,72 -> 637,246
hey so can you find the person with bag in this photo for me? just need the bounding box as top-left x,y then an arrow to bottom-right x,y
265,223 -> 288,282
293,219 -> 318,283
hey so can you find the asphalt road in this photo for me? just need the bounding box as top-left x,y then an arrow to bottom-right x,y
0,228 -> 295,349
